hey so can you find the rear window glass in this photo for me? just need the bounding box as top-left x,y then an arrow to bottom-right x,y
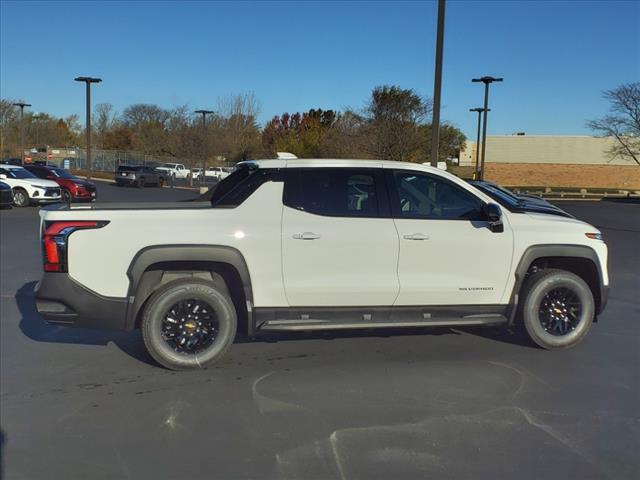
284,168 -> 380,218
117,165 -> 141,172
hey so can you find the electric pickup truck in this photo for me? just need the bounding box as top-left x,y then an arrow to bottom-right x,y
35,159 -> 609,370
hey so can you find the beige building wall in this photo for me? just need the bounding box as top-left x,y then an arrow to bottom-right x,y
460,135 -> 635,166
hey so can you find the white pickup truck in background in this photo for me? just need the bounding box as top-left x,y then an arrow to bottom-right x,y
35,159 -> 609,370
155,163 -> 190,179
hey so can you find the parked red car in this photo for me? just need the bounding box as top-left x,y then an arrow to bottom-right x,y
24,165 -> 97,202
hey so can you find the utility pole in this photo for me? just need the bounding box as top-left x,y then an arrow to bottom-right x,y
195,109 -> 214,188
430,0 -> 446,167
74,76 -> 102,180
471,76 -> 502,180
469,107 -> 489,179
13,102 -> 31,165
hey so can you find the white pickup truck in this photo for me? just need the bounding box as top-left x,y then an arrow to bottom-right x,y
155,162 -> 190,179
35,159 -> 609,370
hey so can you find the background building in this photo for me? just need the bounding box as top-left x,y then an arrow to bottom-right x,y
460,135 -> 640,189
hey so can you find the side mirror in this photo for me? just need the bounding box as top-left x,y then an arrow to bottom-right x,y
0,174 -> 6,180
485,203 -> 504,233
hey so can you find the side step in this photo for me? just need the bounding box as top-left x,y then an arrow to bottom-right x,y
257,309 -> 507,331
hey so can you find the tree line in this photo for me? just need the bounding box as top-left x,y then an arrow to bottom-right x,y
0,86 -> 466,164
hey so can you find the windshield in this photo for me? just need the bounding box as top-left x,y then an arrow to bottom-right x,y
0,167 -> 37,179
48,168 -> 76,179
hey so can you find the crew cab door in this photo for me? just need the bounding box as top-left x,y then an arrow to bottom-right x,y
281,168 -> 400,306
387,168 -> 514,305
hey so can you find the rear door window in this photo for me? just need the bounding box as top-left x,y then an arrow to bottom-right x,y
284,168 -> 386,218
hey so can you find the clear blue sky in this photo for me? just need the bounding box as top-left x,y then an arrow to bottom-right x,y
1,0 -> 638,139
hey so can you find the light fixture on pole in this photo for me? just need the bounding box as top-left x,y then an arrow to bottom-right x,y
469,107 -> 489,179
471,76 -> 503,180
74,76 -> 102,180
13,102 -> 31,165
195,109 -> 214,188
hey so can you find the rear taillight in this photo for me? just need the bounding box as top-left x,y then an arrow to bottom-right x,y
42,221 -> 108,272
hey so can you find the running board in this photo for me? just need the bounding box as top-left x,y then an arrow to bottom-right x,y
258,315 -> 507,331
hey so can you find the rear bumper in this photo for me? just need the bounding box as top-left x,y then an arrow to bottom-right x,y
114,177 -> 137,186
35,273 -> 128,330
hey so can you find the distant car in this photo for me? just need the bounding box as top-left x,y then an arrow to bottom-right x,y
115,165 -> 166,188
155,163 -> 190,179
1,158 -> 23,166
206,166 -> 230,181
0,165 -> 61,207
467,180 -> 572,218
0,181 -> 13,208
24,165 -> 97,203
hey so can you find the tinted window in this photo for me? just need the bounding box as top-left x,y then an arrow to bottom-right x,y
392,170 -> 484,220
0,167 -> 37,179
214,168 -> 281,207
24,166 -> 49,178
285,168 -> 380,218
117,165 -> 141,172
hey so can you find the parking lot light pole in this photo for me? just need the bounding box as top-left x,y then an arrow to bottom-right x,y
13,102 -> 31,165
195,110 -> 214,188
472,76 -> 503,180
430,0 -> 446,167
469,107 -> 489,179
74,76 -> 102,180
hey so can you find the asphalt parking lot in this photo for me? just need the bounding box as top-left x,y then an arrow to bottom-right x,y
1,182 -> 638,479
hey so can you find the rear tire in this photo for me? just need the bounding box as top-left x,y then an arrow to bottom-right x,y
158,177 -> 165,187
138,178 -> 145,189
519,269 -> 594,349
12,188 -> 29,207
141,279 -> 237,370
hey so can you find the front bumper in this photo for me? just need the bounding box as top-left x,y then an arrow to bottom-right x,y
35,273 -> 128,330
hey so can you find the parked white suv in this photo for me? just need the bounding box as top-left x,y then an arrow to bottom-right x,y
35,159 -> 608,370
0,165 -> 61,207
155,163 -> 190,179
206,167 -> 229,180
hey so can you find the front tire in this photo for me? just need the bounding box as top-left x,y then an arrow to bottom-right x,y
520,269 -> 594,349
12,188 -> 29,207
141,279 -> 237,370
62,189 -> 72,204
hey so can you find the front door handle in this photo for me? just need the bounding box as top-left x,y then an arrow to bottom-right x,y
403,233 -> 430,240
292,232 -> 322,240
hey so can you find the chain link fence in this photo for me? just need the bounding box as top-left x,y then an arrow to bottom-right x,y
57,149 -> 229,173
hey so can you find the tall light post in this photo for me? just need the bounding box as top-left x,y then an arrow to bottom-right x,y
13,102 -> 31,165
74,76 -> 102,180
430,0 -> 446,167
195,109 -> 214,188
472,76 -> 502,180
469,107 -> 489,179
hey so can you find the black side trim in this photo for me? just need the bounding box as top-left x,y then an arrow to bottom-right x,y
35,273 -> 127,330
125,245 -> 254,331
254,305 -> 508,332
507,244 -> 607,324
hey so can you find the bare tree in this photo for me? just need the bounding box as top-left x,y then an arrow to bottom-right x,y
0,99 -> 20,156
93,103 -> 115,147
217,93 -> 262,161
587,82 -> 640,166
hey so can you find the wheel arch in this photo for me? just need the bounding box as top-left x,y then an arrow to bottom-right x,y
508,244 -> 605,324
125,245 -> 253,334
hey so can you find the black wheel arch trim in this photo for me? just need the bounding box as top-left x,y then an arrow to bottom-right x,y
124,244 -> 254,332
507,244 -> 607,325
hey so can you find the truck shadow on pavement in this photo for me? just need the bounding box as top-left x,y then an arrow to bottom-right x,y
16,281 -> 535,368
16,282 -> 155,366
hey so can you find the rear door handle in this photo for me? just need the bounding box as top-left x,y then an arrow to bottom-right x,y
403,233 -> 430,240
292,232 -> 322,240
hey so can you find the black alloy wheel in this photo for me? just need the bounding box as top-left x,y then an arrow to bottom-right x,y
161,299 -> 219,354
538,287 -> 582,336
